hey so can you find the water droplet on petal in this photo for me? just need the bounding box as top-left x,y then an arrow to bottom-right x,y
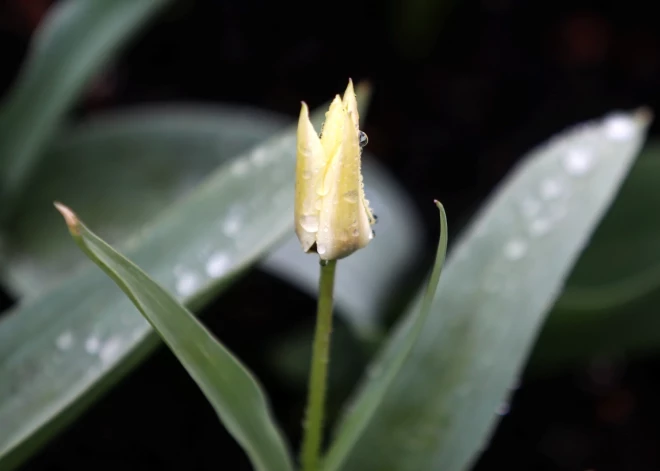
299,215 -> 319,232
562,148 -> 593,176
302,170 -> 312,180
317,245 -> 327,255
342,190 -> 359,203
359,131 -> 369,148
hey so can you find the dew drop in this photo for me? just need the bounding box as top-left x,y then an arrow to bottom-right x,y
539,178 -> 563,200
206,252 -> 231,278
323,226 -> 329,233
529,217 -> 552,237
251,147 -> 268,166
222,209 -> 243,236
302,170 -> 312,180
176,271 -> 200,297
342,190 -> 359,204
562,148 -> 593,176
55,331 -> 74,351
503,238 -> 527,260
317,245 -> 327,255
359,131 -> 369,148
231,159 -> 250,176
85,335 -> 101,354
299,215 -> 319,232
496,401 -> 511,416
370,230 -> 375,240
99,336 -> 123,365
520,197 -> 541,218
604,114 -> 635,141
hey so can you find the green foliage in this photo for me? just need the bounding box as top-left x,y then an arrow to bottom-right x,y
0,2 -> 656,471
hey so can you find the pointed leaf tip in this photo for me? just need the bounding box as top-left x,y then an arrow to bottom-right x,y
54,202 -> 80,235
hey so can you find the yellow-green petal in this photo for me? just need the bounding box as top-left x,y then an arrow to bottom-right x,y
295,102 -> 326,252
316,105 -> 372,260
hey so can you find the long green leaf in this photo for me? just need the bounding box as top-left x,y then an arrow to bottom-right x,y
0,95 -> 385,469
326,110 -> 651,471
0,0 -> 172,216
2,108 -> 420,339
531,142 -> 660,367
0,105 -> 286,296
56,203 -> 293,471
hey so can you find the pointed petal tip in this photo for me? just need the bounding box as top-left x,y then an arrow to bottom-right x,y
54,201 -> 80,235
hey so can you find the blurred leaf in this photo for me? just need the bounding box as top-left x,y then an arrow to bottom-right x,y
0,108 -> 301,470
531,141 -> 660,367
325,110 -> 650,471
0,0 -> 173,217
1,107 -> 421,338
0,92 -> 416,469
0,105 -> 286,296
58,204 -> 293,471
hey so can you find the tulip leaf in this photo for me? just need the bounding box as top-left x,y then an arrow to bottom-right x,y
531,141 -> 660,367
0,0 -> 173,216
0,94 -> 417,468
0,105 -> 419,340
325,110 -> 650,471
56,203 -> 294,471
0,108 -> 300,470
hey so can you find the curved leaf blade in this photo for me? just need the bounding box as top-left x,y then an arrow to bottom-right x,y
0,0 -> 172,215
323,202 -> 447,471
56,203 -> 294,471
532,143 -> 660,367
327,110 -> 651,471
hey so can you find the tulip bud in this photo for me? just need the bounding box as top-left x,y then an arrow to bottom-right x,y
295,79 -> 376,260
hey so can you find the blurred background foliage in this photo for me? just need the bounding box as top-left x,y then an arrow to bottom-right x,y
1,0 -> 660,470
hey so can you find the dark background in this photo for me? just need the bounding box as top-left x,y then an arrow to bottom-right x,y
2,0 -> 660,469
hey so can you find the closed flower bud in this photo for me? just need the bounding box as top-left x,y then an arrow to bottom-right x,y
295,79 -> 376,260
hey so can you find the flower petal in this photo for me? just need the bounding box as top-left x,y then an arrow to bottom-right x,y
342,78 -> 360,133
294,102 -> 326,252
316,105 -> 373,260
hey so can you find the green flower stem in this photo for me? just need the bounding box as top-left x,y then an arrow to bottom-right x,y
301,259 -> 337,471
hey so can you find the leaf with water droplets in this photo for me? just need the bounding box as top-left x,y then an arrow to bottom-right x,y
0,91 -> 422,467
532,139 -> 660,367
326,110 -> 650,471
55,204 -> 294,471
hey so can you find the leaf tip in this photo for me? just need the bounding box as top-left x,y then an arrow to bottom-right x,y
54,201 -> 80,235
433,199 -> 444,211
634,106 -> 654,126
